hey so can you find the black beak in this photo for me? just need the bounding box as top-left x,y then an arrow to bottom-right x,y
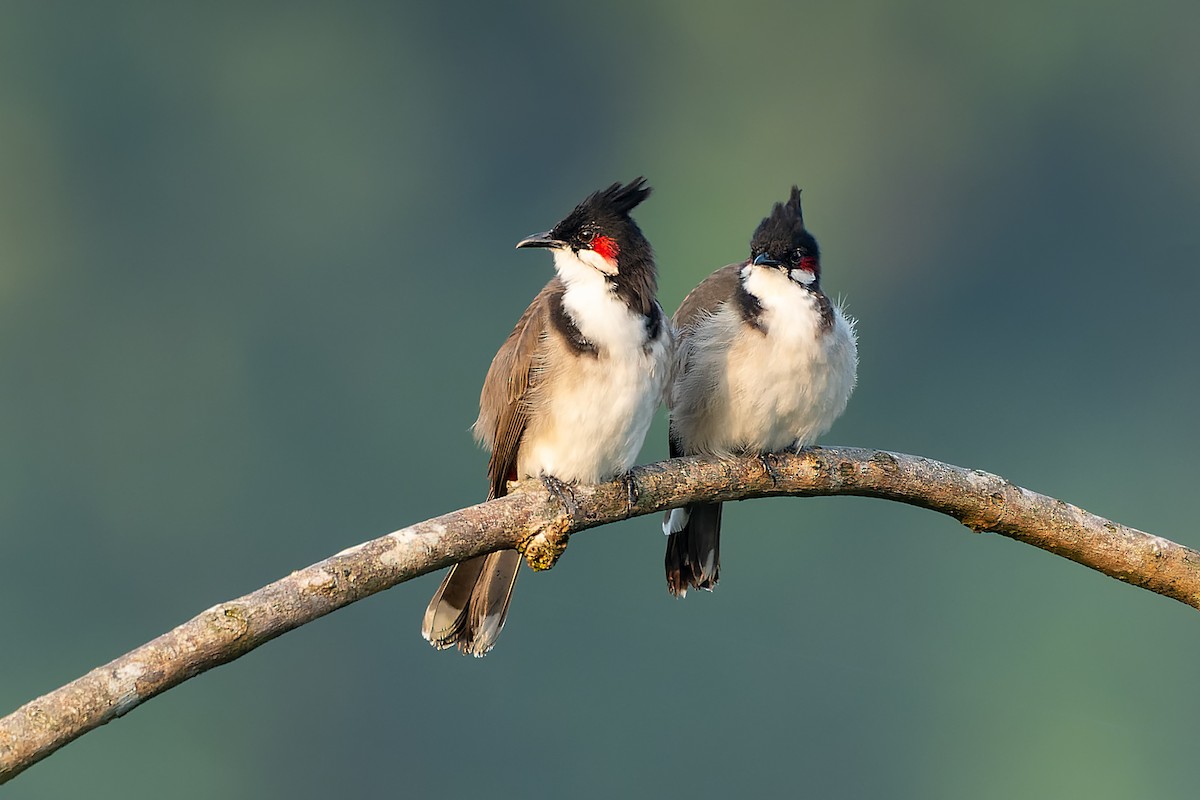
752,253 -> 781,267
516,231 -> 567,250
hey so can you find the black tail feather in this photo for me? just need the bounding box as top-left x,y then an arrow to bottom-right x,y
664,502 -> 722,597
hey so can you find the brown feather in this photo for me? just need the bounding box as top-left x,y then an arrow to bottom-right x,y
461,550 -> 523,656
421,556 -> 487,649
423,280 -> 563,655
477,279 -> 560,499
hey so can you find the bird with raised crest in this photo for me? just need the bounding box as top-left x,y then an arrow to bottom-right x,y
423,178 -> 673,655
663,187 -> 857,597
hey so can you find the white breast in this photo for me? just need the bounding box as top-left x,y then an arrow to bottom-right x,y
671,265 -> 857,455
517,252 -> 672,482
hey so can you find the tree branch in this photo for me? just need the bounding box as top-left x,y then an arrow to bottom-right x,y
2,447 -> 1197,783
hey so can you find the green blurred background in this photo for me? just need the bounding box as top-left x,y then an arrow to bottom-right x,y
2,1 -> 1198,797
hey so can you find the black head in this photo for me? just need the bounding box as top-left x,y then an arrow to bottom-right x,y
551,177 -> 651,253
516,178 -> 658,314
517,178 -> 652,261
749,186 -> 821,279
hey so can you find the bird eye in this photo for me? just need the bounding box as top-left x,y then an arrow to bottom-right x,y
577,229 -> 595,245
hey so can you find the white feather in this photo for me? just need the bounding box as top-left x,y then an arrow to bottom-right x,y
517,249 -> 672,482
574,247 -> 618,276
663,507 -> 690,535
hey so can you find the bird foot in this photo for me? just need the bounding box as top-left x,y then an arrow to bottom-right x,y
541,474 -> 580,521
619,472 -> 639,516
758,452 -> 784,486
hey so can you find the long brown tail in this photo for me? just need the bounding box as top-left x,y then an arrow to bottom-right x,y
664,502 -> 722,597
422,550 -> 522,657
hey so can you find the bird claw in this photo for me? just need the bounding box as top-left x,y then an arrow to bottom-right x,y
541,474 -> 580,520
619,473 -> 639,516
758,452 -> 783,486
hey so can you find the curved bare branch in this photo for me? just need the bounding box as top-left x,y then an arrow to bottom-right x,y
2,447 -> 1197,783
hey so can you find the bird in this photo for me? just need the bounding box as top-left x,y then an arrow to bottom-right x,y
422,178 -> 673,655
663,187 -> 857,597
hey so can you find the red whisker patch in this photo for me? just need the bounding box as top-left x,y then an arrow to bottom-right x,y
799,256 -> 819,272
592,235 -> 620,262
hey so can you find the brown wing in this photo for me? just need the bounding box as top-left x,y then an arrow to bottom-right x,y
673,262 -> 744,332
423,280 -> 557,655
475,278 -> 558,499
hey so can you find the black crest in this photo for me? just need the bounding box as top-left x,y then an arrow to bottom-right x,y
551,177 -> 652,242
750,186 -> 817,261
583,177 -> 652,218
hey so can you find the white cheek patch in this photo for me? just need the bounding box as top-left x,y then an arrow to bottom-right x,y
576,247 -> 619,275
789,268 -> 817,285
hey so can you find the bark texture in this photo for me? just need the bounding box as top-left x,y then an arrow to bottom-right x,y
2,447 -> 1197,783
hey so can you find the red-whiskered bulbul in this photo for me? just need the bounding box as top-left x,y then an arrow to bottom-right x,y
663,187 -> 857,596
423,178 -> 672,655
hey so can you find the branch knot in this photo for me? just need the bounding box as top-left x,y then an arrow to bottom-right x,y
517,515 -> 571,571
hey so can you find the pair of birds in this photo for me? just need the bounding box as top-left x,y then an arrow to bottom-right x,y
422,178 -> 858,656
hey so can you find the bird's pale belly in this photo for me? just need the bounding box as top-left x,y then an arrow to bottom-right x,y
519,349 -> 667,483
678,308 -> 854,455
